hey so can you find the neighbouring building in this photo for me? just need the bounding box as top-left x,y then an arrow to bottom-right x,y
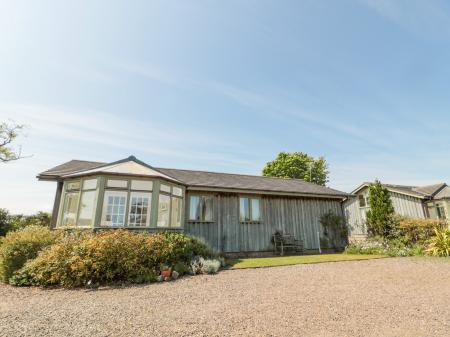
38,156 -> 350,254
344,182 -> 450,240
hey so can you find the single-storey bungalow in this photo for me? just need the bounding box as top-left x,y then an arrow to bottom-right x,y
38,156 -> 349,254
344,182 -> 450,240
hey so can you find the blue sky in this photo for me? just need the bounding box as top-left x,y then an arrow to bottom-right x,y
1,0 -> 450,213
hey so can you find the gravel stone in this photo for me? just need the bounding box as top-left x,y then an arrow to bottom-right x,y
1,257 -> 449,337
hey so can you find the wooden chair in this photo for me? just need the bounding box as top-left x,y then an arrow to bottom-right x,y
273,232 -> 304,255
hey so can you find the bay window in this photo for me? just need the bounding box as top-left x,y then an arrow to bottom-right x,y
61,191 -> 79,226
128,192 -> 152,227
157,194 -> 171,227
157,184 -> 183,228
239,197 -> 261,222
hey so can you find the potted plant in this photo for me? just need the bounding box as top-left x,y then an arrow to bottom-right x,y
160,265 -> 172,278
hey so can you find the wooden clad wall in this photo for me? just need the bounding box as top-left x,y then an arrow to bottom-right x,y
343,196 -> 367,237
184,192 -> 344,253
390,192 -> 426,218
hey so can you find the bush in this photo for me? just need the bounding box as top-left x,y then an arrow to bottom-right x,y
344,237 -> 423,257
320,211 -> 348,248
188,256 -> 221,275
398,218 -> 447,245
0,209 -> 13,237
201,259 -> 221,274
10,230 -> 212,287
427,226 -> 450,257
366,180 -> 397,238
0,226 -> 61,283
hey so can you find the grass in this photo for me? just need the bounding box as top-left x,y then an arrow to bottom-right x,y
226,253 -> 387,269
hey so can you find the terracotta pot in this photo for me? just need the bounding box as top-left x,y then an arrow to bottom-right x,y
161,268 -> 172,278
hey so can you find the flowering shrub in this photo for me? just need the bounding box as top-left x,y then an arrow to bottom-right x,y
9,230 -> 212,287
0,226 -> 61,283
398,218 -> 448,245
188,256 -> 221,275
345,237 -> 423,257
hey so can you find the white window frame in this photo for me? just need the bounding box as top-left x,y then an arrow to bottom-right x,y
239,196 -> 262,223
128,191 -> 152,227
101,190 -> 128,227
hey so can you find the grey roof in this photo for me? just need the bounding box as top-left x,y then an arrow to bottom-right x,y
38,158 -> 348,198
353,182 -> 447,199
434,186 -> 450,200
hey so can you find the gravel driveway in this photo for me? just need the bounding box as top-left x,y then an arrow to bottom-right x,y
1,257 -> 449,337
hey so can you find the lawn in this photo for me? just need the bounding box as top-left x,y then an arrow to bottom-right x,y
227,253 -> 386,269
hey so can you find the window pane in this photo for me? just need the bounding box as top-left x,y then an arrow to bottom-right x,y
157,194 -> 171,227
160,184 -> 171,193
67,181 -> 80,191
107,179 -> 128,188
61,192 -> 79,226
240,197 -> 250,222
203,196 -> 214,222
128,192 -> 151,227
189,196 -> 200,221
358,195 -> 366,207
83,178 -> 97,190
171,197 -> 182,227
131,180 -> 153,191
77,191 -> 97,227
102,191 -> 128,226
172,187 -> 183,196
251,198 -> 261,221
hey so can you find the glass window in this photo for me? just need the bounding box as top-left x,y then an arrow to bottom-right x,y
358,194 -> 366,207
160,184 -> 171,193
67,181 -> 80,191
82,178 -> 97,190
251,198 -> 261,221
131,180 -> 153,191
240,197 -> 250,222
240,197 -> 261,222
128,192 -> 151,227
171,197 -> 182,227
157,194 -> 171,227
101,191 -> 127,226
61,192 -> 79,226
172,186 -> 183,197
189,195 -> 213,222
77,191 -> 97,227
107,179 -> 128,188
436,205 -> 446,220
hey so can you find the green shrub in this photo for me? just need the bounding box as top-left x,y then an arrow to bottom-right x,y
320,211 -> 348,248
0,209 -> 13,237
427,226 -> 450,257
398,218 -> 448,245
345,236 -> 422,257
173,261 -> 189,276
0,226 -> 61,283
11,230 -> 212,287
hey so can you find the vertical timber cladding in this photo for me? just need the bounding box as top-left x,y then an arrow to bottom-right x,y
184,191 -> 344,253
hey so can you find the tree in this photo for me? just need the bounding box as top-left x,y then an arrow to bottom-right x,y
0,209 -> 13,236
366,180 -> 396,238
0,122 -> 25,163
262,152 -> 329,186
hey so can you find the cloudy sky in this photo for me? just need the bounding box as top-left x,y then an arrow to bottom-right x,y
1,0 -> 450,213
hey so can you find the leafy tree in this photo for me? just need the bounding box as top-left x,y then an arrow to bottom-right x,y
0,209 -> 13,237
366,180 -> 396,238
262,152 -> 329,186
10,212 -> 51,231
0,122 -> 25,163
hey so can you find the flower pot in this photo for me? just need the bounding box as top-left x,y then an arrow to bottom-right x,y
161,268 -> 172,278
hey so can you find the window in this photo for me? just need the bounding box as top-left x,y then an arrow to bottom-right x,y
131,180 -> 153,191
101,191 -> 127,226
189,195 -> 214,222
67,181 -> 80,191
107,179 -> 128,188
83,178 -> 97,190
358,194 -> 367,207
239,197 -> 261,222
436,205 -> 446,220
128,192 -> 151,227
77,191 -> 97,227
157,194 -> 171,227
160,184 -> 171,193
61,192 -> 79,226
171,197 -> 182,227
172,186 -> 183,197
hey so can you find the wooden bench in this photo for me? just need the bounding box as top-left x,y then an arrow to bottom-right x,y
272,232 -> 304,255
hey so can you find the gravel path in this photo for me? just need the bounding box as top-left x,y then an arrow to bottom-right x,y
1,257 -> 449,337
